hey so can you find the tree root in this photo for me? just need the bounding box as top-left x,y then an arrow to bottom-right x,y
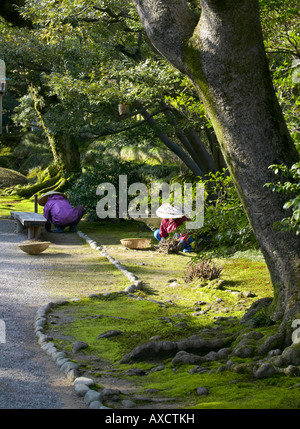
17,175 -> 64,198
119,328 -> 233,364
118,301 -> 300,380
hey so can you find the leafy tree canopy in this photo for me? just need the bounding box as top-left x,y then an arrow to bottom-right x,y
0,0 -> 298,171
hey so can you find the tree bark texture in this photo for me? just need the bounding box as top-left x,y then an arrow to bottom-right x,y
55,134 -> 81,174
133,0 -> 300,328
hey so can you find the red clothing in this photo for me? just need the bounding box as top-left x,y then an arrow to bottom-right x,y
159,216 -> 190,238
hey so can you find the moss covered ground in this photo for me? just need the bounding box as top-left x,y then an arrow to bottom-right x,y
42,220 -> 300,410
0,194 -> 37,216
2,197 -> 300,409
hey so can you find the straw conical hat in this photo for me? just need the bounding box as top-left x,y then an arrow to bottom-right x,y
156,203 -> 191,219
38,191 -> 67,206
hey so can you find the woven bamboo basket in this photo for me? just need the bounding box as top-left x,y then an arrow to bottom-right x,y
120,238 -> 151,249
19,241 -> 51,255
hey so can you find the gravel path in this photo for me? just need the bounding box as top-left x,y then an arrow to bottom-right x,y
0,219 -> 86,409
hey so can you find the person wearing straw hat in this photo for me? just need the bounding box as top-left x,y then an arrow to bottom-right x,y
38,191 -> 85,233
154,203 -> 194,252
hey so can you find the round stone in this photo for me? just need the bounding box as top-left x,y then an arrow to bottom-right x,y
196,387 -> 209,396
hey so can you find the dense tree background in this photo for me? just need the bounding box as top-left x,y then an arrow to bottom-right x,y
0,1 -> 298,171
0,0 -> 298,254
0,0 -> 225,178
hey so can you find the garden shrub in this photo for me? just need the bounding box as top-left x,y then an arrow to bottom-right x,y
67,157 -> 141,219
184,259 -> 223,282
186,169 -> 257,254
265,162 -> 300,236
11,131 -> 52,174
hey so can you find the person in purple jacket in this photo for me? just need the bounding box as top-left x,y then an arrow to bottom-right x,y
38,191 -> 85,233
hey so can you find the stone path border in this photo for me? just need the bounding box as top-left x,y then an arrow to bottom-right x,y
34,229 -> 146,409
77,230 -> 144,293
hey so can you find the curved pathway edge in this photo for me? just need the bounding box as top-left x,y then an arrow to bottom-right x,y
34,229 -> 146,409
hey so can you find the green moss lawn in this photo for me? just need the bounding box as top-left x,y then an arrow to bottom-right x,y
0,194 -> 37,216
43,220 -> 300,409
2,196 -> 299,409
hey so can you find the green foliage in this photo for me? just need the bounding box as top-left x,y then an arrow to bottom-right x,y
259,0 -> 300,237
251,307 -> 273,328
1,0 -> 298,257
11,131 -> 52,174
189,170 -> 257,255
260,0 -> 300,147
67,157 -> 139,218
0,195 -> 37,216
265,162 -> 300,235
12,92 -> 38,131
1,0 -> 210,172
39,222 -> 294,409
271,61 -> 300,147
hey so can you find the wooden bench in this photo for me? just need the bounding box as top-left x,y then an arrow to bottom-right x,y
11,211 -> 47,240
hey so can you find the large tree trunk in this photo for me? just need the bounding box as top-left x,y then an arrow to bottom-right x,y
133,0 -> 300,334
55,134 -> 81,174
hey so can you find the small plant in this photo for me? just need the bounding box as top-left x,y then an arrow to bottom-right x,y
251,307 -> 274,328
265,162 -> 300,236
184,259 -> 223,283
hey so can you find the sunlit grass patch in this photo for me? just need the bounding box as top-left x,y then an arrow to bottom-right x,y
36,220 -> 295,409
45,293 -> 300,409
0,195 -> 37,217
47,294 -> 212,362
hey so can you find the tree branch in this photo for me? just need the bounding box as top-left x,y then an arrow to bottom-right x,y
132,0 -> 197,75
141,109 -> 204,177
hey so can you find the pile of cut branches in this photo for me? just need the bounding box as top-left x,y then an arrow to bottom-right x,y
156,236 -> 181,254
